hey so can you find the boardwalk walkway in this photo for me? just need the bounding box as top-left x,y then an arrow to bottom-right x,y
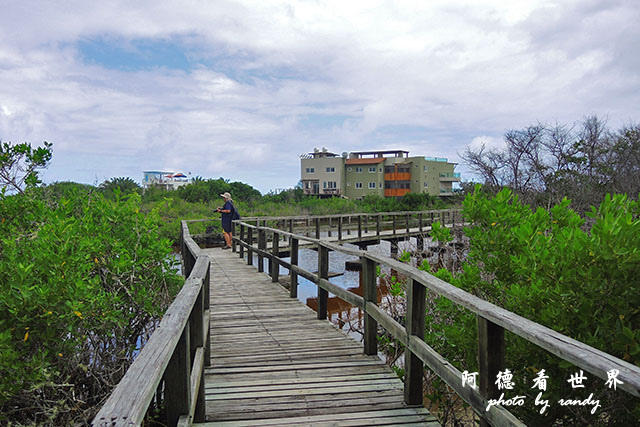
197,247 -> 439,426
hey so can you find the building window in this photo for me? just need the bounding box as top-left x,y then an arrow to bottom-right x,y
327,181 -> 337,189
356,167 -> 363,173
347,182 -> 351,186
424,166 -> 428,172
355,182 -> 363,189
326,167 -> 335,173
379,183 -> 383,188
368,182 -> 376,189
380,168 -> 383,172
306,168 -> 315,173
424,182 -> 428,188
347,167 -> 352,171
369,167 -> 376,173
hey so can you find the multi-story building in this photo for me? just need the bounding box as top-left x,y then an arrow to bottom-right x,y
300,148 -> 460,198
300,148 -> 346,196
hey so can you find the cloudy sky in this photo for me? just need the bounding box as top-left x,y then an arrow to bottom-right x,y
1,0 -> 638,193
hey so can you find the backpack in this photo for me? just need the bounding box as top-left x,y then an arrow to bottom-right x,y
231,204 -> 241,221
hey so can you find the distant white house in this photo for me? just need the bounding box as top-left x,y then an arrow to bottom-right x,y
142,171 -> 190,190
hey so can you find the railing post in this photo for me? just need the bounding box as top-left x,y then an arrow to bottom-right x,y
405,278 -> 426,405
315,217 -> 321,239
358,215 -> 362,239
393,214 -> 397,236
290,237 -> 299,298
418,213 -> 423,232
258,228 -> 266,273
239,224 -> 245,258
231,221 -> 237,253
271,231 -> 279,283
165,326 -> 191,427
204,261 -> 211,367
288,219 -> 293,246
406,213 -> 410,236
347,216 -> 351,235
190,286 -> 206,422
376,214 -> 381,239
364,214 -> 368,234
247,227 -> 253,266
328,217 -> 332,237
362,257 -> 378,356
338,216 -> 343,242
478,316 -> 505,427
317,245 -> 328,320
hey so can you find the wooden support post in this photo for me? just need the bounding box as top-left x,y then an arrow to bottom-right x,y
364,214 -> 368,234
271,231 -> 279,283
416,236 -> 424,252
338,216 -> 343,242
268,233 -> 272,276
231,221 -> 237,253
328,218 -> 332,237
289,219 -> 293,246
247,227 -> 253,266
317,245 -> 329,320
358,215 -> 362,239
165,326 -> 191,427
239,224 -> 245,258
418,213 -> 423,232
347,216 -> 351,235
404,278 -> 426,405
376,214 -> 381,239
203,263 -> 211,367
315,217 -> 320,240
478,316 -> 505,427
390,239 -> 398,258
190,289 -> 206,422
258,229 -> 265,273
406,213 -> 410,237
362,257 -> 378,356
290,238 -> 299,298
393,214 -> 397,236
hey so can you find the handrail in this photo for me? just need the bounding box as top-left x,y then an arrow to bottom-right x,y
237,208 -> 458,222
233,216 -> 640,426
92,221 -> 211,427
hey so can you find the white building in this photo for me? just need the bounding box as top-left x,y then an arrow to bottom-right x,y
142,171 -> 190,190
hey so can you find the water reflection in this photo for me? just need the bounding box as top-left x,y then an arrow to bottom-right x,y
274,239 -> 420,332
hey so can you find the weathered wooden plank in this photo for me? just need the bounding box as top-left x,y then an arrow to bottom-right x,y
199,246 -> 439,427
198,408 -> 436,426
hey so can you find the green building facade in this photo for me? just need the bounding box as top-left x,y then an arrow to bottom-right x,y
301,149 -> 460,199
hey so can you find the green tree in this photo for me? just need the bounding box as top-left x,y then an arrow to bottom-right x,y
420,186 -> 640,425
0,140 -> 52,194
99,176 -> 142,199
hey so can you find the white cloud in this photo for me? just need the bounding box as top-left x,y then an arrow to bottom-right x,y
0,0 -> 638,192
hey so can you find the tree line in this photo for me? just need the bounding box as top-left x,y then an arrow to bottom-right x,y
462,116 -> 640,211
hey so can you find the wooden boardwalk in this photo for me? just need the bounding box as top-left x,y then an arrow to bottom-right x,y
197,247 -> 439,426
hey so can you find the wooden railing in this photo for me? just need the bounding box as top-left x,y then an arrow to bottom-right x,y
93,221 -> 211,427
236,209 -> 461,249
233,216 -> 640,427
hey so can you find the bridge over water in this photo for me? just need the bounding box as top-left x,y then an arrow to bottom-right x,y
94,210 -> 640,426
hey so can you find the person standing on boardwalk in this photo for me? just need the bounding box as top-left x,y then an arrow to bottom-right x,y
216,192 -> 235,249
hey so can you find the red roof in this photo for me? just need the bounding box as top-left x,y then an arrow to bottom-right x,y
345,158 -> 385,165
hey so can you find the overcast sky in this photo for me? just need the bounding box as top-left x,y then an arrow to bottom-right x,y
1,1 -> 638,193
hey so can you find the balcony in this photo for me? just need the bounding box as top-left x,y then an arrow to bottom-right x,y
439,172 -> 461,182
